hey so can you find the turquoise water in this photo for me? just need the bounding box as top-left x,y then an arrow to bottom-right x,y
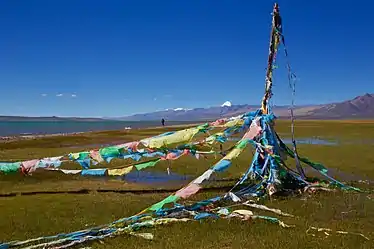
0,121 -> 194,137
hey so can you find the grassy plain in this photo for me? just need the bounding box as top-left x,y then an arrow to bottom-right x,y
0,120 -> 374,249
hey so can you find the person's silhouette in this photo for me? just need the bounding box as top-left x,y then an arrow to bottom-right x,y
161,118 -> 165,126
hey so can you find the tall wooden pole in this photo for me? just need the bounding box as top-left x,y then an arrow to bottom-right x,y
261,3 -> 281,114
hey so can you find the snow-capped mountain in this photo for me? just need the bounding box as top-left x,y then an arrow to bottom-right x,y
221,101 -> 232,107
165,108 -> 192,111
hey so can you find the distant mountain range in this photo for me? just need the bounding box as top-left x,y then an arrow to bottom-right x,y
115,93 -> 374,121
1,93 -> 373,122
0,116 -> 105,122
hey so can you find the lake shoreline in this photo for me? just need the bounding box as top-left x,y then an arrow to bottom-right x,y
0,122 -> 200,142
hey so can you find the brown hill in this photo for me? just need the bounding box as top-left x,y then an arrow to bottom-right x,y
299,93 -> 374,119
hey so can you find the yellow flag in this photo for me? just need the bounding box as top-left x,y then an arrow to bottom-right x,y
224,119 -> 244,128
141,128 -> 199,148
107,166 -> 134,176
223,147 -> 242,160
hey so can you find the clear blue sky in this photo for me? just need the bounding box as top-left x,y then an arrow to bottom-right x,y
0,0 -> 373,117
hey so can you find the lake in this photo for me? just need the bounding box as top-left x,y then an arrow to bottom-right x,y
0,120 -> 195,137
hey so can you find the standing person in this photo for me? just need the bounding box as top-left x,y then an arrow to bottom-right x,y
161,118 -> 165,126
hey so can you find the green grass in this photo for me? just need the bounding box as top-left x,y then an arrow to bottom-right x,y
0,121 -> 374,248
